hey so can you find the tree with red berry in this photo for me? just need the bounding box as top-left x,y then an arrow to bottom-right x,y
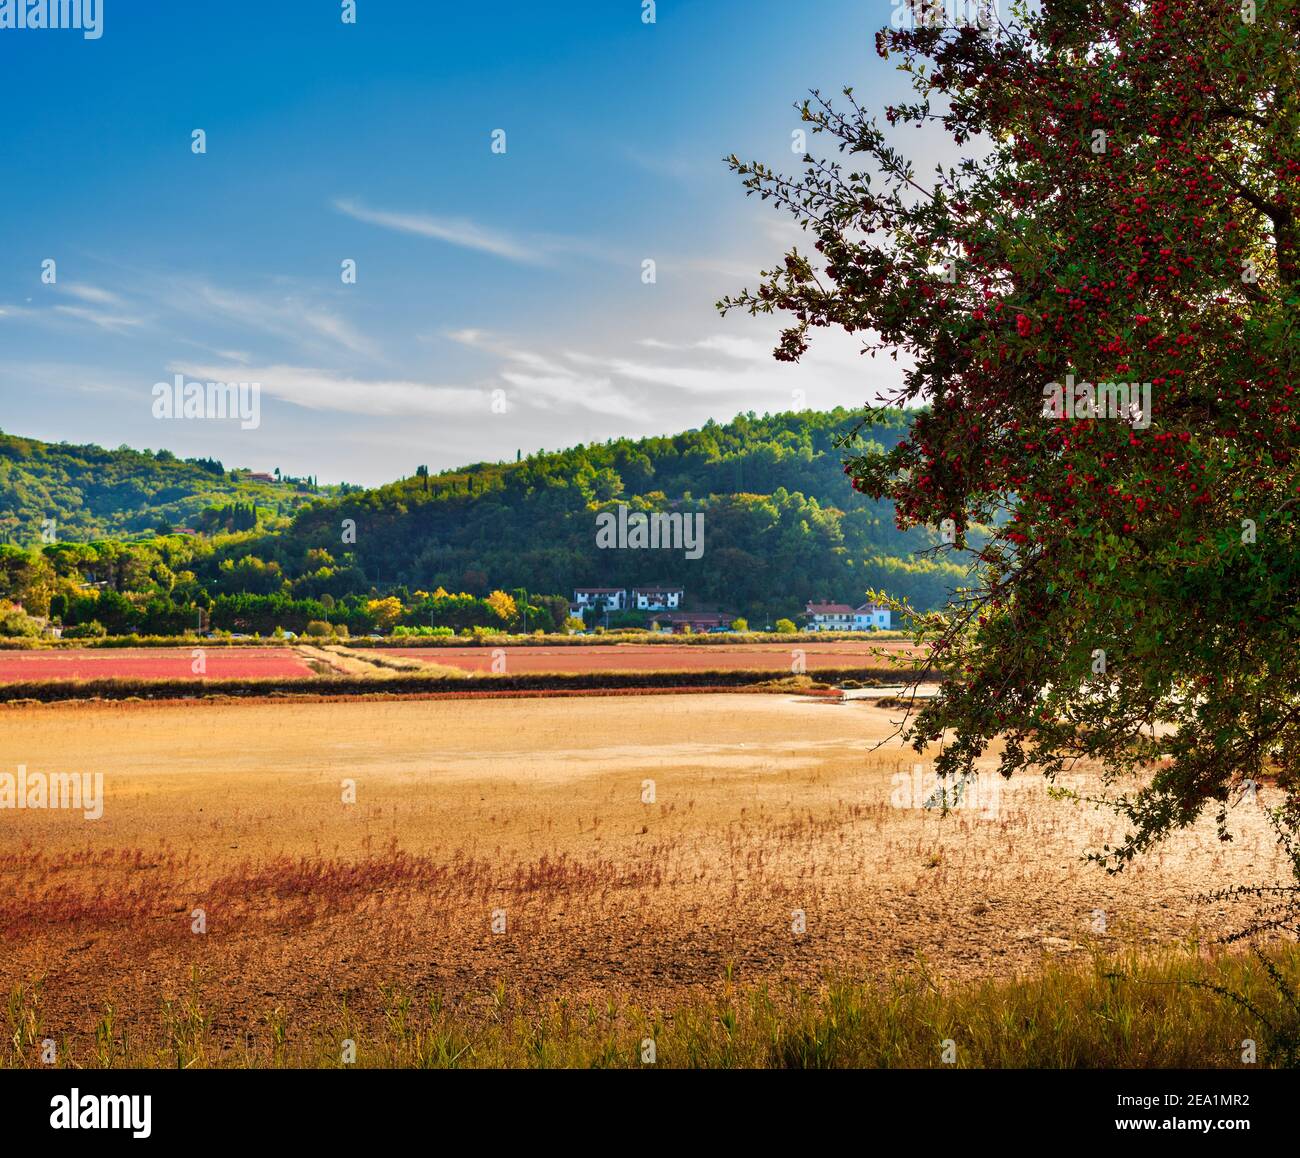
721,0 -> 1300,869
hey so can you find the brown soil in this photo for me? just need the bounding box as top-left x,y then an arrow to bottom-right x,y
370,639 -> 920,674
0,693 -> 1286,1050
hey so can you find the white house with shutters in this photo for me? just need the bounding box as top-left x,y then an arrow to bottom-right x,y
573,587 -> 627,611
632,586 -> 684,611
804,600 -> 891,631
571,587 -> 630,622
804,602 -> 854,631
851,603 -> 891,630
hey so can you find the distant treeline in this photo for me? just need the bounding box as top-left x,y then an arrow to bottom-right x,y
0,431 -> 337,540
0,410 -> 976,636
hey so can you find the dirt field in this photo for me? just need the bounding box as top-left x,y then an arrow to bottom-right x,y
368,640 -> 920,674
0,647 -> 314,682
0,693 -> 1287,1058
0,641 -> 920,686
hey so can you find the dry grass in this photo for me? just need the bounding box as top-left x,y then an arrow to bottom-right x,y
326,645 -> 466,678
7,948 -> 1298,1068
0,693 -> 1293,1068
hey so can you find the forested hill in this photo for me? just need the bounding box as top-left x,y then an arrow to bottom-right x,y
0,411 -> 968,619
0,431 -> 335,541
261,408 -> 965,617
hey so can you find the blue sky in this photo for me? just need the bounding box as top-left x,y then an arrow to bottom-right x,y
0,0 -> 921,485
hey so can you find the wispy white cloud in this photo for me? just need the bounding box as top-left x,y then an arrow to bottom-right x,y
175,339 -> 254,364
0,359 -> 142,400
61,283 -> 124,307
0,282 -> 146,334
18,271 -> 377,364
335,198 -> 627,267
634,335 -> 771,362
446,323 -> 894,419
173,362 -> 487,418
622,147 -> 712,184
334,198 -> 544,264
167,281 -> 382,362
500,369 -> 648,421
446,329 -> 647,419
505,324 -> 901,415
529,341 -> 893,433
52,305 -> 146,335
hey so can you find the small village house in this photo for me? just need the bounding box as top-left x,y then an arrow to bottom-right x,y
572,587 -> 627,623
572,587 -> 627,612
804,600 -> 891,632
632,586 -> 684,611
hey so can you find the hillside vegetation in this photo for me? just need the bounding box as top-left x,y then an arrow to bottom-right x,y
0,410 -> 973,632
0,431 -> 335,541
268,408 -> 970,620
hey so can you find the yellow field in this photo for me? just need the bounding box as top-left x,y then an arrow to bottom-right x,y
0,693 -> 1289,1066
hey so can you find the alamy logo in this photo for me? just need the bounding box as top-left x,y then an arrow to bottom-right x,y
0,0 -> 103,39
152,374 -> 261,430
50,1089 -> 151,1139
890,765 -> 1000,819
1042,374 -> 1151,430
891,0 -> 997,31
595,504 -> 704,560
0,764 -> 103,820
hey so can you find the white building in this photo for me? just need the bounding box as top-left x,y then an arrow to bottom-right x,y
573,587 -> 626,610
804,602 -> 855,631
573,588 -> 627,620
632,586 -> 684,611
852,603 -> 891,630
804,601 -> 891,631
